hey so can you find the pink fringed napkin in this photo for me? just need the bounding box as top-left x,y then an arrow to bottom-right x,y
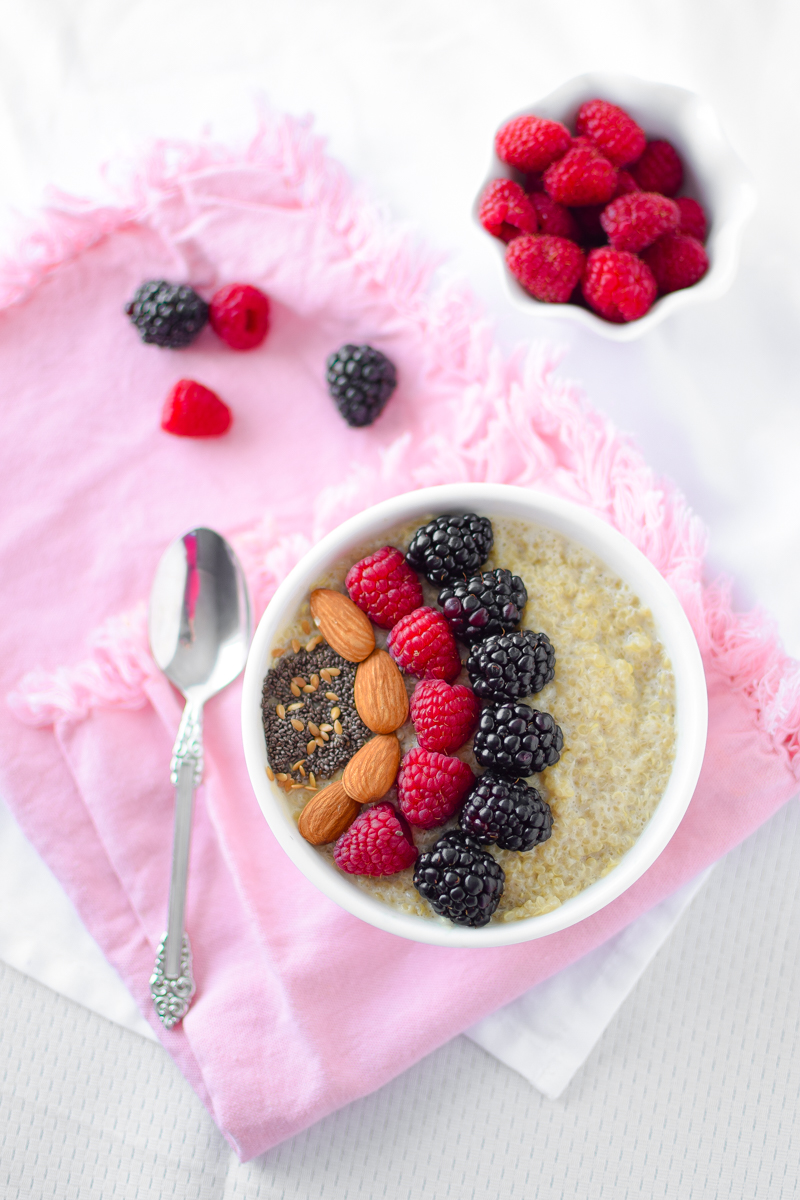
3,116 -> 799,1160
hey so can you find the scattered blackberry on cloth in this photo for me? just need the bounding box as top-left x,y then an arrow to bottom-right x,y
467,629 -> 555,700
326,344 -> 397,427
473,702 -> 563,778
438,568 -> 527,644
413,830 -> 504,927
125,280 -> 209,348
460,772 -> 552,851
405,514 -> 493,586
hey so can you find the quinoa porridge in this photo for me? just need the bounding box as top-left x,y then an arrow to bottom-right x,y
262,515 -> 676,924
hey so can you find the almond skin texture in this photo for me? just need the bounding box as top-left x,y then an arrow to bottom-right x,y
342,734 -> 401,804
354,649 -> 409,734
310,589 -> 375,662
298,780 -> 361,845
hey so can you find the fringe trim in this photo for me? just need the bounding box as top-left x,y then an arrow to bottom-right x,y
5,116 -> 800,775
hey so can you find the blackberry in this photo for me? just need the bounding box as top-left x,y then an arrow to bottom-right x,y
467,629 -> 555,700
438,568 -> 527,644
326,344 -> 397,427
125,280 -> 209,348
473,702 -> 563,778
406,514 -> 494,586
413,830 -> 504,927
461,772 -> 552,851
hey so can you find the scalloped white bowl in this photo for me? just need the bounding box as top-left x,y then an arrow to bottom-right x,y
242,484 -> 708,947
480,72 -> 756,341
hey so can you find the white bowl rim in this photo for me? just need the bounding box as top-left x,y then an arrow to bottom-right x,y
479,69 -> 757,342
242,483 -> 708,948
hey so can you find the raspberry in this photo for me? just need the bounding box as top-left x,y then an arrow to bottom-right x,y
413,830 -> 504,927
641,233 -> 709,294
397,748 -> 475,829
495,115 -> 571,173
478,179 -> 539,243
630,139 -> 683,197
333,803 -> 417,876
438,568 -> 527,644
614,170 -> 641,197
576,99 -> 646,167
209,283 -> 270,350
387,607 -> 462,682
406,514 -> 493,586
473,702 -> 563,778
582,247 -> 657,323
326,344 -> 398,428
460,772 -> 552,851
529,192 -> 581,241
600,192 -> 680,253
125,280 -> 208,348
543,140 -> 618,207
160,379 -> 232,437
506,235 -> 585,303
676,197 -> 707,242
409,680 -> 480,754
346,546 -> 423,629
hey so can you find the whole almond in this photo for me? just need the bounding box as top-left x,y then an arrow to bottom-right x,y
354,649 -> 409,734
298,780 -> 361,845
343,734 -> 401,804
310,589 -> 375,663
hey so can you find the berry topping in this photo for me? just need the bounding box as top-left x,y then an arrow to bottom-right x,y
675,197 -> 708,242
473,702 -> 563,778
478,179 -> 539,243
413,829 -> 504,927
406,514 -> 493,586
333,802 -> 418,876
409,680 -> 480,754
160,379 -> 232,437
600,192 -> 680,253
125,280 -> 208,348
575,99 -> 646,167
506,235 -> 585,304
460,772 -> 553,851
543,141 -> 618,207
438,568 -> 528,644
641,233 -> 709,294
397,747 -> 475,829
529,192 -> 581,241
467,629 -> 555,701
326,344 -> 398,428
495,115 -> 571,174
388,607 -> 462,682
630,139 -> 684,197
345,546 -> 423,629
582,247 -> 657,323
209,283 -> 270,350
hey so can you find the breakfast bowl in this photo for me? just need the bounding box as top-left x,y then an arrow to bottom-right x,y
241,483 -> 708,947
478,71 -> 756,341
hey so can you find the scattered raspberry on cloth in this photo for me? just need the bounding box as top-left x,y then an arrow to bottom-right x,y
387,607 -> 462,681
495,114 -> 571,173
477,179 -> 539,243
543,139 -> 618,207
506,235 -> 585,303
600,192 -> 680,253
582,247 -> 657,322
333,803 -> 417,876
160,379 -> 232,437
209,283 -> 270,350
576,98 -> 647,166
641,232 -> 709,293
631,139 -> 684,196
397,748 -> 475,829
409,680 -> 480,754
346,546 -> 423,629
676,197 -> 708,241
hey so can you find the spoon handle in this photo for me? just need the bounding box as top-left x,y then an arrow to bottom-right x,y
150,700 -> 203,1029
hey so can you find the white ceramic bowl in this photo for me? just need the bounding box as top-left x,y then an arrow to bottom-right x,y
480,71 -> 756,341
242,483 -> 708,947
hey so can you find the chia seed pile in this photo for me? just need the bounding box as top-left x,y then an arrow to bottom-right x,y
261,645 -> 371,783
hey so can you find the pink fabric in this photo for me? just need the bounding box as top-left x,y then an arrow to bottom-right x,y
2,115 -> 799,1160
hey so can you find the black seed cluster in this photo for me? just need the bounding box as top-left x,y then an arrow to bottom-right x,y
406,513 -> 494,586
473,702 -> 564,778
261,645 -> 370,782
326,344 -> 398,427
413,830 -> 504,927
467,629 -> 556,701
438,568 -> 527,644
125,280 -> 209,348
460,772 -> 552,851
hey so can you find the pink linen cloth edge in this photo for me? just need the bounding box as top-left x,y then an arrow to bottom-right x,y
2,114 -> 799,1159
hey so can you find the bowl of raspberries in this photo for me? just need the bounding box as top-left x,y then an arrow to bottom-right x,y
241,483 -> 708,947
477,72 -> 755,337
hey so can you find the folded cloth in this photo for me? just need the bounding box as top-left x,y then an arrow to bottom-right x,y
2,115 -> 799,1160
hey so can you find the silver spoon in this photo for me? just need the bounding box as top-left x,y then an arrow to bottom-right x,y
147,527 -> 251,1029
